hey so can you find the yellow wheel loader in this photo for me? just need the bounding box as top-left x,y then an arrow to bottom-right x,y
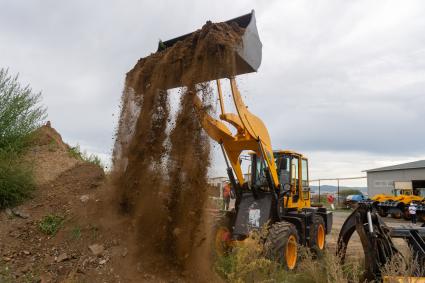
372,188 -> 424,220
157,10 -> 332,270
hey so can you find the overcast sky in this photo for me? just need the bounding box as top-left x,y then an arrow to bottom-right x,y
1,0 -> 424,187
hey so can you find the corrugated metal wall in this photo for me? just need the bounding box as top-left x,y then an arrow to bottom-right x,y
367,168 -> 425,196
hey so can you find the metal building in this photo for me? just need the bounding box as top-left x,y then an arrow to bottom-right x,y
365,160 -> 425,197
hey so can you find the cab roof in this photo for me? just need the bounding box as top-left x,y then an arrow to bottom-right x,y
247,150 -> 307,159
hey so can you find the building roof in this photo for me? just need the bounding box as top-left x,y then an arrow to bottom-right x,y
365,160 -> 425,173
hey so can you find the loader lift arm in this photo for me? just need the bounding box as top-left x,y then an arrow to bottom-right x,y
193,78 -> 279,191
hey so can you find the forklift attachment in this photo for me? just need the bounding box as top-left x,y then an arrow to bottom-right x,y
338,201 -> 425,282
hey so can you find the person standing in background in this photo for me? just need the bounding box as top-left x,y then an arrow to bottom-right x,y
223,182 -> 231,210
409,202 -> 417,225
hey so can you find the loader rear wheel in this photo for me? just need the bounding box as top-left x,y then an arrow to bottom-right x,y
403,210 -> 411,220
391,209 -> 402,219
264,222 -> 299,270
377,208 -> 388,217
310,215 -> 326,256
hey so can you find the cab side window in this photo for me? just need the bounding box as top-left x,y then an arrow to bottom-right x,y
301,159 -> 308,187
291,157 -> 299,186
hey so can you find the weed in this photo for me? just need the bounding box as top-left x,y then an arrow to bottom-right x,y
0,263 -> 13,283
214,230 -> 363,283
39,215 -> 64,235
21,269 -> 40,283
89,224 -> 99,241
84,153 -> 103,168
0,155 -> 35,208
380,248 -> 423,281
68,144 -> 104,169
68,145 -> 83,159
48,138 -> 58,152
70,226 -> 82,240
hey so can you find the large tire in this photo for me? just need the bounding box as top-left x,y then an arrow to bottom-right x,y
391,208 -> 403,219
403,209 -> 411,221
377,208 -> 388,217
212,212 -> 233,257
309,215 -> 326,256
264,221 -> 299,270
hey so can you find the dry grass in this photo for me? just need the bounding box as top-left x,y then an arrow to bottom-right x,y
214,228 -> 364,283
214,232 -> 425,283
380,248 -> 424,283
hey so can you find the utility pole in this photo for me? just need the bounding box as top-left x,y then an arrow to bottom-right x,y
337,179 -> 340,206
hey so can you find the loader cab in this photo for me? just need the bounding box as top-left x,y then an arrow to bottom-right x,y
393,189 -> 413,196
250,150 -> 310,207
416,188 -> 425,198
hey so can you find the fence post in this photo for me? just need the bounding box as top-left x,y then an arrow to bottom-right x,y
318,179 -> 321,203
337,179 -> 340,206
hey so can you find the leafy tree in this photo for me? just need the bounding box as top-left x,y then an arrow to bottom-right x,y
0,68 -> 47,153
0,68 -> 44,208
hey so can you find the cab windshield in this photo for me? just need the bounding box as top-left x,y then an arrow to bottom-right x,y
252,153 -> 290,188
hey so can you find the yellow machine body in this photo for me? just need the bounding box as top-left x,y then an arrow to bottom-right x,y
194,78 -> 311,210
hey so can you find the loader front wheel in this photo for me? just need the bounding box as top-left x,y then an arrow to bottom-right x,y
214,226 -> 231,256
309,215 -> 326,256
265,222 -> 299,270
212,212 -> 233,257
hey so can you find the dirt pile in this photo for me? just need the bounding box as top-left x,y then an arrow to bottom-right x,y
112,21 -> 244,281
0,124 -> 108,283
24,123 -> 81,185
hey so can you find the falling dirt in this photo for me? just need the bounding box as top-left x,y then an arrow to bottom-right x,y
111,21 -> 244,281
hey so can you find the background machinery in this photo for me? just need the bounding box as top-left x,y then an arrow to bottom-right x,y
372,188 -> 425,220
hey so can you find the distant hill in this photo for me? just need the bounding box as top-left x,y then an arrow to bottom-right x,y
310,185 -> 367,194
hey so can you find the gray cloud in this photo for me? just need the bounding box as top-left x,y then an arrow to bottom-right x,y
1,0 -> 425,180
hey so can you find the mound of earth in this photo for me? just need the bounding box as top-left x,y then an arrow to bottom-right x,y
24,123 -> 82,185
0,124 -> 119,283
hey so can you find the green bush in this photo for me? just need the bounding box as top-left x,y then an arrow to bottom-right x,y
69,144 -> 104,168
39,214 -> 64,235
0,68 -> 46,154
0,156 -> 35,208
0,68 -> 46,208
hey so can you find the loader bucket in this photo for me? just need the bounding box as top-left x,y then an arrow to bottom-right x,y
157,10 -> 262,88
